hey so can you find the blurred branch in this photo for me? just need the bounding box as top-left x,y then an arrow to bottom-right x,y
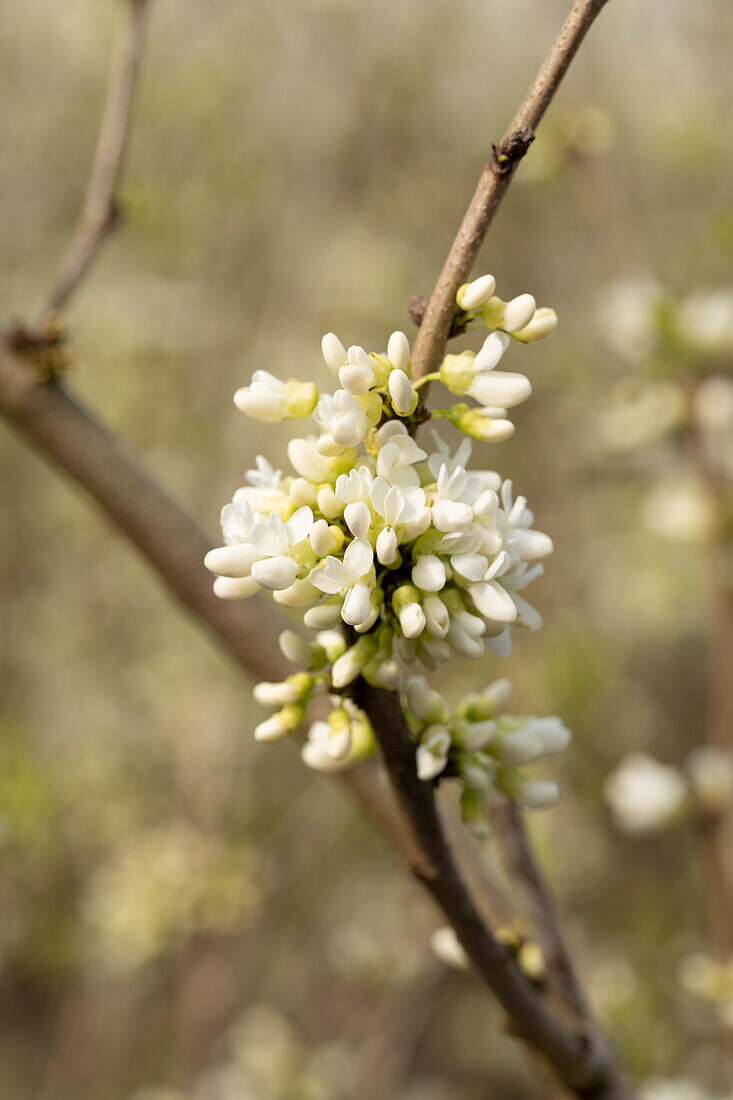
43,0 -> 151,318
410,0 -> 611,389
488,797 -> 589,1024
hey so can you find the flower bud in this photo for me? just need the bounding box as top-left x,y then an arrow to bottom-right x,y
331,636 -> 378,688
474,331 -> 511,372
279,630 -> 313,668
431,926 -> 470,969
404,676 -> 445,725
376,525 -> 399,566
392,584 -> 426,638
423,593 -> 449,639
388,368 -> 416,415
498,729 -> 545,765
289,477 -> 319,508
254,672 -> 313,707
411,555 -> 446,593
416,725 -> 451,780
327,707 -> 353,760
310,519 -> 338,557
213,575 -> 259,599
517,779 -> 561,809
482,293 -> 537,334
254,703 -> 305,743
344,501 -> 371,538
468,371 -> 532,409
204,543 -> 259,579
304,601 -> 342,629
251,555 -> 300,591
339,355 -> 375,395
387,330 -> 410,373
321,332 -> 347,375
457,274 -> 496,312
272,577 -> 319,608
314,629 -> 347,662
365,658 -> 402,690
512,307 -> 558,342
316,486 -> 344,520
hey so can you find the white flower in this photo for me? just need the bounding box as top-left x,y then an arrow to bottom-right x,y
301,720 -> 348,772
321,332 -> 347,375
411,554 -> 446,592
234,371 -> 317,422
430,464 -> 483,532
457,273 -> 496,312
287,435 -> 344,482
388,368 -> 415,414
603,753 -> 687,833
483,293 -> 537,334
468,369 -> 531,409
331,390 -> 371,447
335,466 -> 374,538
309,518 -> 340,557
279,630 -> 313,667
310,538 -> 375,627
375,421 -> 427,487
254,703 -> 304,743
339,345 -> 376,395
513,306 -> 558,342
205,541 -> 259,579
430,926 -> 469,970
501,294 -> 537,333
249,507 -> 314,590
387,330 -> 410,373
371,478 -> 429,564
416,726 -> 451,780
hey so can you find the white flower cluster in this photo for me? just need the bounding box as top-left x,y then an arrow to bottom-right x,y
603,748 -> 733,834
403,675 -> 570,827
206,273 -> 566,814
598,279 -> 733,362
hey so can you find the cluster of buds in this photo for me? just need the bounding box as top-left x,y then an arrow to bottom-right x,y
403,675 -> 570,828
206,273 -> 569,817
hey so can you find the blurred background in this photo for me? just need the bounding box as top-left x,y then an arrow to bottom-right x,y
1,0 -> 733,1097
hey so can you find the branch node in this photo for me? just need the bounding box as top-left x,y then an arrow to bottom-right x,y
4,318 -> 70,381
490,127 -> 535,177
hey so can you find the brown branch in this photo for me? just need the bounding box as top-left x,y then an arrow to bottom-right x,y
410,0 -> 611,387
488,796 -> 589,1024
353,685 -> 629,1100
43,0 -> 151,318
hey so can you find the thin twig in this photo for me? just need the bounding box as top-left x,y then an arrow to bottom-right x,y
43,0 -> 150,318
410,0 -> 611,388
488,796 -> 589,1024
